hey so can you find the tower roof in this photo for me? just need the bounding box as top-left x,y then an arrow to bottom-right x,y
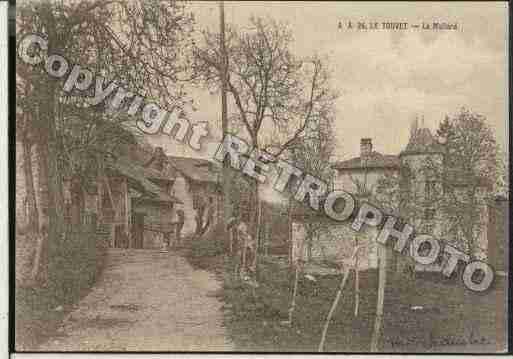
401,126 -> 444,155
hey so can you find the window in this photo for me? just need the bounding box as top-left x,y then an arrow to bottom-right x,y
425,180 -> 437,201
192,193 -> 202,209
423,223 -> 434,234
102,188 -> 113,209
424,208 -> 436,220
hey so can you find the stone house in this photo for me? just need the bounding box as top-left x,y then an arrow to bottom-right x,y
16,141 -> 183,249
291,121 -> 494,272
65,146 -> 224,249
166,155 -> 222,236
61,154 -> 182,249
140,147 -> 222,237
104,146 -> 223,248
105,155 -> 181,249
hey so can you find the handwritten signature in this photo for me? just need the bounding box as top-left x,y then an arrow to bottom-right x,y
386,333 -> 492,348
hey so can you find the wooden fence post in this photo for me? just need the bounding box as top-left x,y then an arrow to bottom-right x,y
370,243 -> 387,351
318,245 -> 362,352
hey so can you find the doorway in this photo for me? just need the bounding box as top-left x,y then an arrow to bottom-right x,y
132,213 -> 145,249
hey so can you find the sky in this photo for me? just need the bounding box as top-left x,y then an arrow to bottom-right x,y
148,1 -> 508,163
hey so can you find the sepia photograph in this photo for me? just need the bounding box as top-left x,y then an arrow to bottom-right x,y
13,0 -> 509,354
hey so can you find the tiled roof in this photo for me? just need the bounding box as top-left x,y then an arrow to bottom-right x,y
144,166 -> 176,182
332,152 -> 400,170
167,156 -> 220,183
109,158 -> 182,204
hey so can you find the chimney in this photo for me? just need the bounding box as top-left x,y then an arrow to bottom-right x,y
360,138 -> 372,158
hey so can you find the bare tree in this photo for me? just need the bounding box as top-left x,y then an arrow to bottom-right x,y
289,106 -> 336,260
318,245 -> 363,352
351,166 -> 395,352
16,76 -> 40,235
195,16 -> 338,276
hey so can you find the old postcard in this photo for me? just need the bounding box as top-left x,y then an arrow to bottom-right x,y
14,0 -> 509,354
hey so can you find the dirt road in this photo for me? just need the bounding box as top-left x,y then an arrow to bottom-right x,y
38,249 -> 232,351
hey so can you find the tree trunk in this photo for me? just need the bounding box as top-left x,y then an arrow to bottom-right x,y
354,245 -> 360,317
32,143 -> 50,284
287,237 -> 304,325
31,8 -> 66,285
253,184 -> 262,275
22,129 -> 39,234
103,174 -> 115,219
29,231 -> 45,283
318,246 -> 361,352
318,268 -> 350,352
39,65 -> 65,286
195,204 -> 206,237
197,208 -> 213,237
219,1 -> 233,245
240,227 -> 248,278
287,197 -> 293,268
36,143 -> 49,230
45,106 -> 66,283
70,177 -> 85,228
370,244 -> 387,352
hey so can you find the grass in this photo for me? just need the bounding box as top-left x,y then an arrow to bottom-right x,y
222,259 -> 378,352
183,223 -> 229,273
181,239 -> 507,352
15,230 -> 108,351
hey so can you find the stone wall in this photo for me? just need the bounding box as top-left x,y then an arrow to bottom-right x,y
291,222 -> 379,270
334,167 -> 396,196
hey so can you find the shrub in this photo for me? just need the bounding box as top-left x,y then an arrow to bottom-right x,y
189,222 -> 228,258
47,228 -> 107,304
15,226 -> 107,350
